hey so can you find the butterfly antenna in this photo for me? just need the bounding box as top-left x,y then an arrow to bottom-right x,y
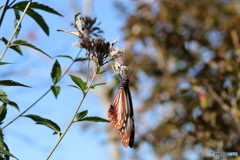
129,62 -> 136,79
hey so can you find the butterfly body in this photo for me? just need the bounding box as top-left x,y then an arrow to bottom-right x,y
108,78 -> 134,148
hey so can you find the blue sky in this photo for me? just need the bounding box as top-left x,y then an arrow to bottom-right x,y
0,0 -> 142,160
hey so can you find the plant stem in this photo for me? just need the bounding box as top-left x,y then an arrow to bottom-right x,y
0,0 -> 10,26
45,69 -> 97,160
1,50 -> 82,130
0,0 -> 31,61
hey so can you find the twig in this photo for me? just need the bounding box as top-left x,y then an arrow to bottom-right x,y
45,67 -> 97,160
0,0 -> 32,61
0,0 -> 10,26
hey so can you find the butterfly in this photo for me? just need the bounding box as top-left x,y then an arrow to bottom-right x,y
57,12 -> 84,38
108,64 -> 134,148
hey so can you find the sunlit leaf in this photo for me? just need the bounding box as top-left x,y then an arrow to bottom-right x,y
51,60 -> 62,84
69,75 -> 87,93
79,116 -> 110,123
24,114 -> 61,135
90,83 -> 106,89
0,90 -> 19,111
51,86 -> 60,98
75,110 -> 88,121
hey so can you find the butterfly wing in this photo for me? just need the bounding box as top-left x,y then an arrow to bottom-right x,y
118,84 -> 134,148
108,86 -> 127,130
75,13 -> 83,33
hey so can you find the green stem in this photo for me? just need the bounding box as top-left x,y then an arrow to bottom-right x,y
0,0 -> 31,61
45,69 -> 97,160
1,50 -> 82,130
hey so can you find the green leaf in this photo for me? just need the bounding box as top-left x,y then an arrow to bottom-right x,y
0,104 -> 7,124
55,55 -> 73,60
0,80 -> 31,88
8,101 -> 19,111
0,6 -> 3,10
74,57 -> 89,62
12,2 -> 62,17
10,40 -> 52,58
68,85 -> 80,89
0,148 -> 18,159
75,110 -> 88,121
14,8 -> 49,36
51,86 -> 60,98
69,75 -> 87,93
24,114 -> 61,135
0,62 -> 14,66
1,37 -> 23,55
0,90 -> 19,111
79,116 -> 110,123
90,83 -> 106,89
51,60 -> 62,84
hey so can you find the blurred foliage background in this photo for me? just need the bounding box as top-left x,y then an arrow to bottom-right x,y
115,0 -> 240,159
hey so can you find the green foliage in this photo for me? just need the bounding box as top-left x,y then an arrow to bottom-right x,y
11,1 -> 62,36
95,67 -> 106,74
0,104 -> 7,124
0,148 -> 18,160
74,57 -> 89,62
24,114 -> 61,135
51,60 -> 62,84
55,55 -> 73,61
51,86 -> 61,98
0,62 -> 14,66
69,75 -> 87,93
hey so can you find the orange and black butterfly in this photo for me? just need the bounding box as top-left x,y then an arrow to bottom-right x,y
108,64 -> 134,148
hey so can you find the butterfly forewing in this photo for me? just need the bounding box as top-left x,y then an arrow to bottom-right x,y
108,86 -> 127,129
75,13 -> 83,33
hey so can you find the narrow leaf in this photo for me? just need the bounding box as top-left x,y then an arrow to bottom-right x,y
51,60 -> 62,84
9,40 -> 52,58
12,2 -> 62,16
0,62 -> 14,66
75,110 -> 88,121
55,55 -> 73,60
1,37 -> 23,55
8,101 -> 20,111
0,148 -> 18,159
0,6 -> 3,10
51,86 -> 60,98
80,116 -> 110,123
68,85 -> 80,89
74,57 -> 89,62
96,67 -> 105,74
24,114 -> 61,135
90,83 -> 106,89
14,8 -> 49,36
0,80 -> 31,88
69,75 -> 87,93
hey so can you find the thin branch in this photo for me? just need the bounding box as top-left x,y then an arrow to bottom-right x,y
0,0 -> 10,26
0,0 -> 32,61
45,66 -> 97,160
1,50 -> 82,130
204,81 -> 230,112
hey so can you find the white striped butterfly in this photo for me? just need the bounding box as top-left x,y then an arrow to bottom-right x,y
108,64 -> 134,148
